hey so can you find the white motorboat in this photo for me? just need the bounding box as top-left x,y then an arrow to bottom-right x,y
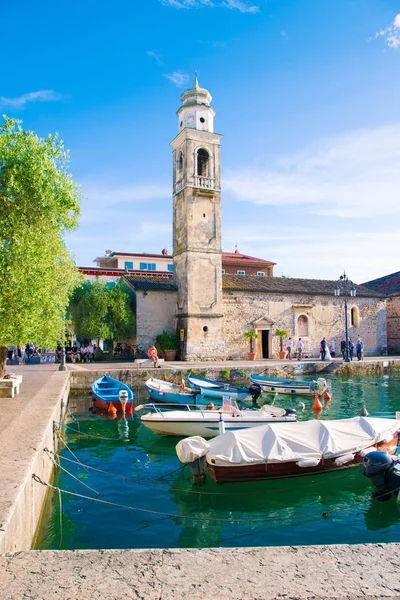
135,399 -> 297,438
176,416 -> 400,484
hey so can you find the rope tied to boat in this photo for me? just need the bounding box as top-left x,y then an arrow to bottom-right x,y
53,420 -> 120,441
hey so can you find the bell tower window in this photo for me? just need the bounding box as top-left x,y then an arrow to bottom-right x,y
197,149 -> 209,177
177,151 -> 183,180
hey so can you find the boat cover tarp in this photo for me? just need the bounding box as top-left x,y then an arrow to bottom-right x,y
176,417 -> 400,466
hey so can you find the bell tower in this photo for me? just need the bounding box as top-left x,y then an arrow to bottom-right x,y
171,76 -> 225,360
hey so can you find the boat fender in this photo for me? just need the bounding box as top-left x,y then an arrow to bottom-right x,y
334,453 -> 355,466
134,404 -> 144,412
323,390 -> 331,401
360,404 -> 369,416
296,458 -> 320,468
312,395 -> 323,410
297,402 -> 306,410
285,408 -> 297,416
108,402 -> 117,414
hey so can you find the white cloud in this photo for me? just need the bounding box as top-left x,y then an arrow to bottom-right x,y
0,90 -> 63,110
375,13 -> 400,48
147,50 -> 163,65
224,123 -> 400,218
80,182 -> 170,213
222,225 -> 400,282
280,30 -> 289,41
160,0 -> 259,12
163,71 -> 190,87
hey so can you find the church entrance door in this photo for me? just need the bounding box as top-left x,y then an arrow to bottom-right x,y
260,330 -> 269,359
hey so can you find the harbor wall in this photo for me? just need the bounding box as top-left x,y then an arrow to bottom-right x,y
0,372 -> 69,554
68,359 -> 400,392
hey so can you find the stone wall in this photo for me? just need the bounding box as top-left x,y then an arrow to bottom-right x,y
136,289 -> 177,350
387,296 -> 400,354
223,291 -> 387,359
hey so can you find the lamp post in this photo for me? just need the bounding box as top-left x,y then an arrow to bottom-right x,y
58,317 -> 67,372
334,272 -> 356,363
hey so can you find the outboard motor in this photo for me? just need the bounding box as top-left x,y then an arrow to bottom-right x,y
249,384 -> 262,405
363,451 -> 400,501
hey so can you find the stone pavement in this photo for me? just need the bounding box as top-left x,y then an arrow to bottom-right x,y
1,544 -> 400,599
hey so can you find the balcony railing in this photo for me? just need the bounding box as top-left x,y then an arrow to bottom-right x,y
195,176 -> 214,189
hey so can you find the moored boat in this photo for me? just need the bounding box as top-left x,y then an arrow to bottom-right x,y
248,374 -> 328,397
187,372 -> 252,402
92,374 -> 134,412
176,416 -> 400,484
145,377 -> 197,404
136,399 -> 297,438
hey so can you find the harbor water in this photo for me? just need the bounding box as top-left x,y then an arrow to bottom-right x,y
34,374 -> 400,550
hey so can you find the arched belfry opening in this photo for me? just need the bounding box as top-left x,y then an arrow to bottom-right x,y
177,150 -> 184,181
197,148 -> 210,177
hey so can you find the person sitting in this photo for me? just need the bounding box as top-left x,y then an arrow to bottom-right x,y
71,343 -> 79,363
147,345 -> 160,368
87,342 -> 94,362
80,344 -> 88,363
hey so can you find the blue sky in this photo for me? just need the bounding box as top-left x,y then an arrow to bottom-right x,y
2,0 -> 400,283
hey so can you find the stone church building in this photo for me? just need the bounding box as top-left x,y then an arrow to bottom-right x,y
116,78 -> 387,360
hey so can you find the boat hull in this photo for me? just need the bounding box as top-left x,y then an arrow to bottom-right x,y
206,435 -> 399,483
187,373 -> 250,401
94,397 -> 133,412
91,375 -> 134,412
249,374 -> 326,397
141,414 -> 296,438
145,387 -> 195,404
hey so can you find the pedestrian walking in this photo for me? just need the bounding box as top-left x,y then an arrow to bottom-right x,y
148,345 -> 161,368
340,339 -> 346,360
296,338 -> 304,361
356,338 -> 364,361
320,337 -> 327,360
286,337 -> 293,360
349,339 -> 354,361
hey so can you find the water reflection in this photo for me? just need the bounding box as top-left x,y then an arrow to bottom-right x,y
34,375 -> 400,550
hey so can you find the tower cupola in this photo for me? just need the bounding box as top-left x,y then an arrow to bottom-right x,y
177,75 -> 215,134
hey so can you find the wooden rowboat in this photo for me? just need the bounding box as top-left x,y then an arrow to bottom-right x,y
92,374 -> 134,412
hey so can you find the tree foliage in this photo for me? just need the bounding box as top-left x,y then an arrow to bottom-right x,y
69,279 -> 136,343
0,117 -> 81,375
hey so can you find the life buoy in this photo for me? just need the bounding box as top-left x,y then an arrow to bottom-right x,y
148,347 -> 157,358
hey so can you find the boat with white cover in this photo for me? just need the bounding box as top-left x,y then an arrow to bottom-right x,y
248,374 -> 328,397
135,399 -> 297,438
176,416 -> 400,483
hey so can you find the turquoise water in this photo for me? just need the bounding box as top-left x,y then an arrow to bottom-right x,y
35,375 -> 400,550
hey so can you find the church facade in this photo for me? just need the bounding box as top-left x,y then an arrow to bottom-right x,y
120,78 -> 387,359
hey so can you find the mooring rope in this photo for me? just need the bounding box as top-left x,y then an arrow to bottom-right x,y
58,437 -> 89,473
44,449 -> 99,495
53,421 -> 119,441
32,473 -> 378,524
57,488 -> 63,549
47,450 -> 358,498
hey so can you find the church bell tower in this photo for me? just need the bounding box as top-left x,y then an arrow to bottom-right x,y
171,76 -> 225,360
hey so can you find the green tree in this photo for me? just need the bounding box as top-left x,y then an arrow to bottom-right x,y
0,117 -> 81,377
69,279 -> 136,344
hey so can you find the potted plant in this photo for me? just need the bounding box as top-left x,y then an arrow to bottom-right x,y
244,329 -> 258,360
274,329 -> 289,359
155,330 -> 179,361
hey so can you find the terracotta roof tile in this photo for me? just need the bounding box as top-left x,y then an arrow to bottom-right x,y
123,275 -> 177,291
222,274 -> 383,297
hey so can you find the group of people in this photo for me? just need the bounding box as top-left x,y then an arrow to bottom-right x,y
340,338 -> 364,361
285,337 -> 306,360
285,336 -> 364,361
56,342 -> 95,363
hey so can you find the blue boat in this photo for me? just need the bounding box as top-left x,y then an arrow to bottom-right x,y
187,373 -> 251,402
92,374 -> 134,412
145,377 -> 198,404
